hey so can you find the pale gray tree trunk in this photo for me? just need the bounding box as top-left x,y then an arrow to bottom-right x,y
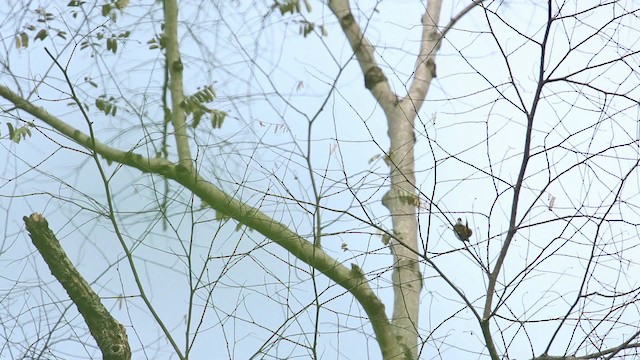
329,0 -> 442,357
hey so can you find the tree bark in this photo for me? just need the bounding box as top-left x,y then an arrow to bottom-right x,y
329,0 -> 443,357
23,213 -> 131,360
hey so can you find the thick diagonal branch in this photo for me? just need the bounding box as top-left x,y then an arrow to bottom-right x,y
23,213 -> 131,360
0,84 -> 403,360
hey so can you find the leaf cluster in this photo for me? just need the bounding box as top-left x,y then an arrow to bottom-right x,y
181,86 -> 227,129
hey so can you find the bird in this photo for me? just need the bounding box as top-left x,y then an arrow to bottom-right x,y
453,218 -> 472,242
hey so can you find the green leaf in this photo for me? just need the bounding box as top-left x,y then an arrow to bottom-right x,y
300,22 -> 314,37
6,123 -> 34,143
211,110 -> 227,129
86,78 -> 98,88
102,4 -> 112,17
115,0 -> 129,10
95,95 -> 118,117
106,38 -> 117,53
7,123 -> 15,140
34,29 -> 48,41
368,154 -> 381,164
20,32 -> 29,47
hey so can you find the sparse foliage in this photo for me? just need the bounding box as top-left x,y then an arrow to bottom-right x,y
1,1 -> 640,359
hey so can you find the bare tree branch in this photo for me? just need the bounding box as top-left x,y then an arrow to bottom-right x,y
0,83 -> 405,359
163,0 -> 192,168
23,213 -> 131,360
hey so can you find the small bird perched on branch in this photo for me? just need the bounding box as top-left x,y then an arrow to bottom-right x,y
453,218 -> 472,242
